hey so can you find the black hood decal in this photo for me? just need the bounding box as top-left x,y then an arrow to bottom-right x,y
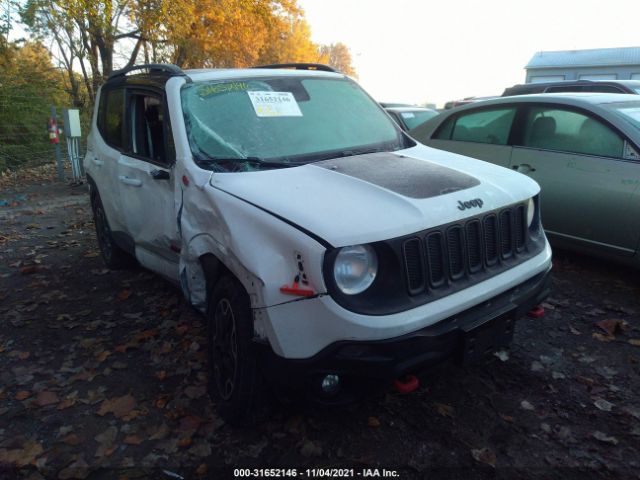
314,152 -> 480,199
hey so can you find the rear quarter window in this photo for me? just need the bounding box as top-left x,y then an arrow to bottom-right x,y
98,89 -> 125,150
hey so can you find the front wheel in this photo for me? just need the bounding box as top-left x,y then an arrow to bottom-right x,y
207,274 -> 268,425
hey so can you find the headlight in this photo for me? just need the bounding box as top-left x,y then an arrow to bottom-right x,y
333,245 -> 378,295
526,197 -> 535,228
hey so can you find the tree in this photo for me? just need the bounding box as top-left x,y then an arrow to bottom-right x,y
0,39 -> 68,170
319,42 -> 356,77
259,16 -> 326,65
21,0 -> 147,102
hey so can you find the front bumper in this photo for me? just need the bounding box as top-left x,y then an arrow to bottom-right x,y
257,265 -> 551,385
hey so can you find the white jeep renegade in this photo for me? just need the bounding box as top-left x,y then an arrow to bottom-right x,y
84,63 -> 552,424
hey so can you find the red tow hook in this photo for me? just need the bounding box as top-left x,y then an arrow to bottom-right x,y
393,374 -> 419,394
527,305 -> 545,318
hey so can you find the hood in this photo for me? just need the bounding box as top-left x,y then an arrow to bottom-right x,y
209,146 -> 540,247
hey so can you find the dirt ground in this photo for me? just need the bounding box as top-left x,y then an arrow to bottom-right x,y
1,168 -> 639,480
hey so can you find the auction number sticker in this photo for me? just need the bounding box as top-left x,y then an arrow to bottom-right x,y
248,91 -> 302,117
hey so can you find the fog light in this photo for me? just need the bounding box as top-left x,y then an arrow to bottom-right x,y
320,374 -> 340,394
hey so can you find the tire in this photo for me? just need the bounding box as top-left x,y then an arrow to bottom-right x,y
206,274 -> 268,426
91,192 -> 135,269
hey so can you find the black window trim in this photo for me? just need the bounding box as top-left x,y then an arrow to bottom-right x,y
123,86 -> 176,168
510,102 -> 640,162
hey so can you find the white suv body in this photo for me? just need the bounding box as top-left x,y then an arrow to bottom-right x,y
85,64 -> 551,423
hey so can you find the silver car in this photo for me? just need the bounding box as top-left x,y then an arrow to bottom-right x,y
410,93 -> 640,265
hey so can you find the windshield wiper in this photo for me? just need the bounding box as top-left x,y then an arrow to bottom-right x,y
195,156 -> 295,171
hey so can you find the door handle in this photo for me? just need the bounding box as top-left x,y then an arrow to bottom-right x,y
512,164 -> 536,173
118,175 -> 142,187
91,158 -> 104,166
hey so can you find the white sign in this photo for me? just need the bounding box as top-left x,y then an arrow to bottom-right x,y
248,91 -> 302,117
401,112 -> 415,119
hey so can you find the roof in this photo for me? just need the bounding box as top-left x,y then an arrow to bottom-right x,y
444,93 -> 640,111
526,47 -> 640,69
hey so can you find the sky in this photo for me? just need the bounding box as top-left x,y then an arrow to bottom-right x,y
297,0 -> 640,107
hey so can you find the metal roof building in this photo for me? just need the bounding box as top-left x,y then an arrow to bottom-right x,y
525,47 -> 640,83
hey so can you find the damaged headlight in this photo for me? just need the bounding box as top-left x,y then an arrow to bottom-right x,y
333,244 -> 378,295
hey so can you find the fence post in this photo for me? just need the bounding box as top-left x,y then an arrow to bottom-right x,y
51,105 -> 64,181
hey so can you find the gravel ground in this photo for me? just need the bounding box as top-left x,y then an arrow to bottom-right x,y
1,171 -> 639,480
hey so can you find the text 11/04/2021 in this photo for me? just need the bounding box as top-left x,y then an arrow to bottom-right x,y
233,468 -> 401,478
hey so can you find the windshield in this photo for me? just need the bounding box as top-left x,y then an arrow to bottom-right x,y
602,101 -> 640,130
398,110 -> 439,130
181,76 -> 406,170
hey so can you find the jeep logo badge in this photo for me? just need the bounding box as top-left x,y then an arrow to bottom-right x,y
457,198 -> 484,211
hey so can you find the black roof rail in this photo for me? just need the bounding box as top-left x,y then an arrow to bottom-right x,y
252,63 -> 337,73
108,63 -> 186,80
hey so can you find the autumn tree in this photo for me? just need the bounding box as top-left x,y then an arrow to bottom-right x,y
21,0 -> 149,102
0,39 -> 68,170
19,0 -> 357,103
319,42 -> 356,76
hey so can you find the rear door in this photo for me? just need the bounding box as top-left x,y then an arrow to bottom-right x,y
509,104 -> 640,254
117,88 -> 180,280
426,106 -> 517,167
89,87 -> 127,235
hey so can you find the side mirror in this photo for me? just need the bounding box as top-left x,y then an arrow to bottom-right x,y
150,169 -> 170,180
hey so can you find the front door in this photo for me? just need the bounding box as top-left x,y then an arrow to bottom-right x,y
118,89 -> 180,280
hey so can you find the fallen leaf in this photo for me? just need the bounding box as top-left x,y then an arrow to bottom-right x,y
493,350 -> 509,362
15,390 -> 31,400
594,398 -> 614,412
196,463 -> 208,477
123,435 -> 143,445
0,440 -> 43,467
62,434 -> 82,446
592,431 -> 618,445
595,319 -> 629,336
592,333 -> 614,343
520,400 -> 535,411
135,329 -> 158,342
117,289 -> 131,301
35,390 -> 59,407
178,415 -> 202,434
568,325 -> 581,335
499,413 -> 514,423
367,416 -> 381,427
155,370 -> 167,381
471,448 -> 496,468
435,403 -> 455,418
149,423 -> 170,441
178,436 -> 192,448
97,394 -> 136,418
629,339 -> 640,347
95,350 -> 111,362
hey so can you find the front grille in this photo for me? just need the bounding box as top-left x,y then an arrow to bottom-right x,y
402,204 -> 531,295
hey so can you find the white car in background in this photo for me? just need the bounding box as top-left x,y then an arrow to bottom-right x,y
384,106 -> 440,131
84,63 -> 552,425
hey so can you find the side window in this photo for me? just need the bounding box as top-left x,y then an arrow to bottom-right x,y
128,92 -> 168,165
102,89 -> 125,149
434,108 -> 516,145
520,107 -> 624,158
